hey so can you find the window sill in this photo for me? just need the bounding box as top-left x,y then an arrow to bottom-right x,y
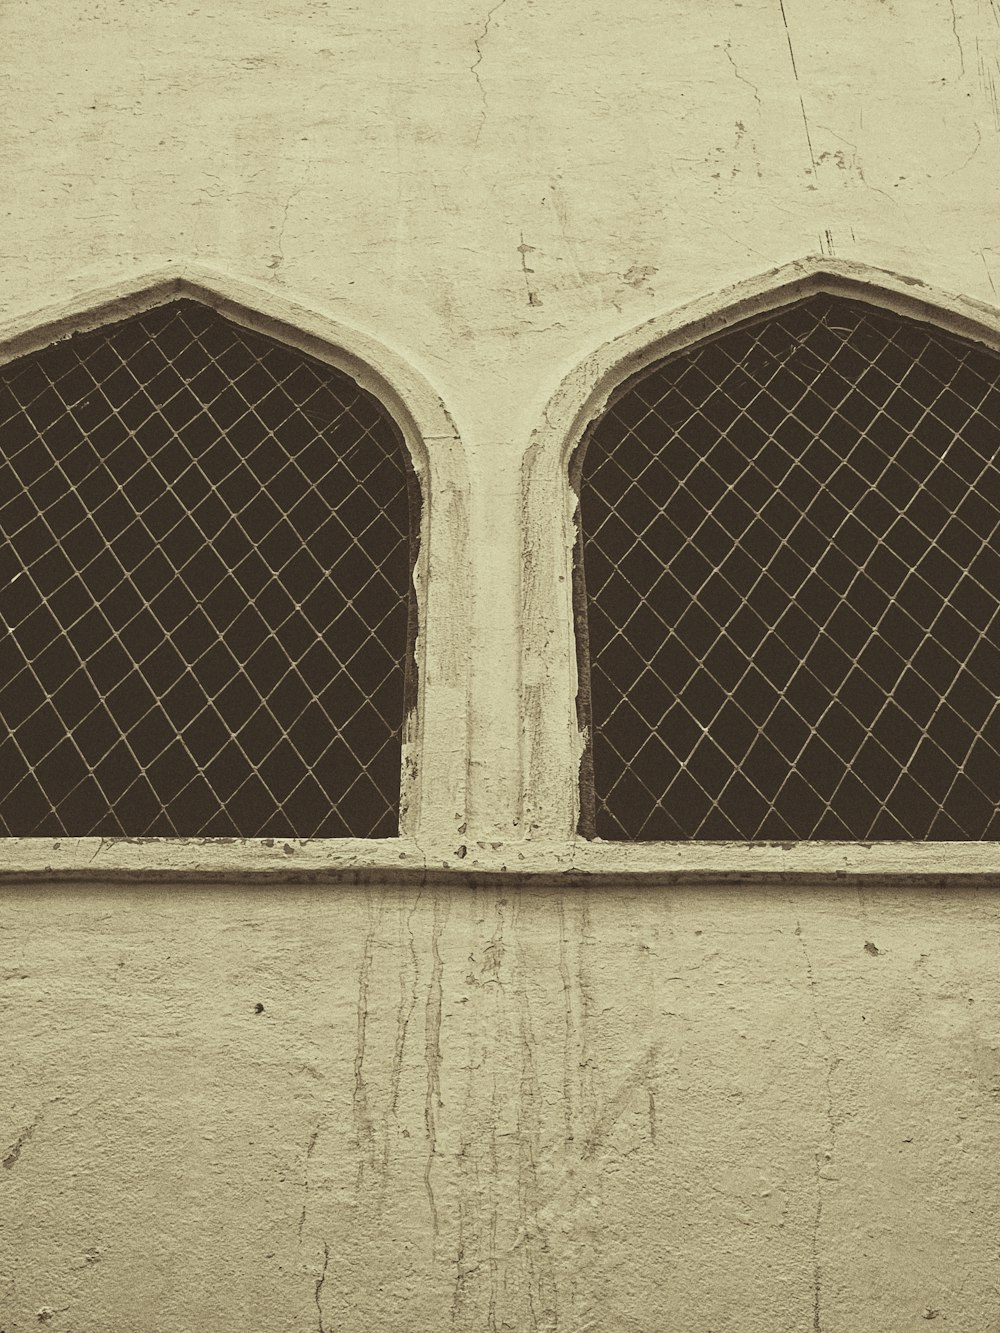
1,837 -> 999,885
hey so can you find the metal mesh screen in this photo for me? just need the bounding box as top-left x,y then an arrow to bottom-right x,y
0,299 -> 418,838
576,293 -> 1000,840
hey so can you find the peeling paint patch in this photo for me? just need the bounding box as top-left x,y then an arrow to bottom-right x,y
2,1113 -> 41,1170
621,263 -> 658,289
518,236 -> 543,307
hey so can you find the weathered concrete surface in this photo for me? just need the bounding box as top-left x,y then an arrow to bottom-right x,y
1,883 -> 998,1332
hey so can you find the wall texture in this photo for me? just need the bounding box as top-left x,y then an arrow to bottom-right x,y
3,883 -> 1000,1332
3,0 -> 1000,1329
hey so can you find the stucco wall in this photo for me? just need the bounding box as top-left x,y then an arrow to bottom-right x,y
3,0 -> 1000,1329
3,883 -> 1000,1333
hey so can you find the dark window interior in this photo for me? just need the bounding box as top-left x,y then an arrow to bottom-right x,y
575,294 -> 1000,840
0,299 -> 418,837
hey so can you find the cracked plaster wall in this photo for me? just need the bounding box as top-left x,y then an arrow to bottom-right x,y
2,884 -> 1000,1332
3,0 -> 1000,1329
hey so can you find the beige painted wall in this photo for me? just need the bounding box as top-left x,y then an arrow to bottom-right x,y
3,0 -> 1000,1329
3,883 -> 1000,1332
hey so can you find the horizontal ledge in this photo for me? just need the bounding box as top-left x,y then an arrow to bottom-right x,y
1,837 -> 1000,887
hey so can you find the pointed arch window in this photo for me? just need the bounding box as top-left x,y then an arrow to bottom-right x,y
573,293 -> 1000,840
0,298 -> 419,838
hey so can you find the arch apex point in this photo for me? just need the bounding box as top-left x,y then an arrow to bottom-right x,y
527,255 -> 1000,472
0,264 -> 462,473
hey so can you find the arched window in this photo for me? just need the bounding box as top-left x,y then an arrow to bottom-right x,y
0,298 -> 419,838
573,293 -> 1000,841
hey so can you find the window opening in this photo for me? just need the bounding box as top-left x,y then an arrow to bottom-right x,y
574,293 -> 1000,840
0,299 -> 419,838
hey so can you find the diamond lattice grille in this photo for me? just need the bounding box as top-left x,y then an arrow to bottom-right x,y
577,294 -> 1000,840
0,299 -> 417,838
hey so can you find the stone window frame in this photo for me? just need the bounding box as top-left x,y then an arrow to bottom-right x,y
0,266 -> 471,883
517,257 -> 1000,885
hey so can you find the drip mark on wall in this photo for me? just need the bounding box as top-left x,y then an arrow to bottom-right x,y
353,895 -> 380,1190
514,922 -> 559,1333
314,1241 -> 330,1333
424,893 -> 448,1245
557,896 -> 577,1146
298,1124 -> 321,1241
384,889 -> 424,1174
794,918 -> 841,1333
